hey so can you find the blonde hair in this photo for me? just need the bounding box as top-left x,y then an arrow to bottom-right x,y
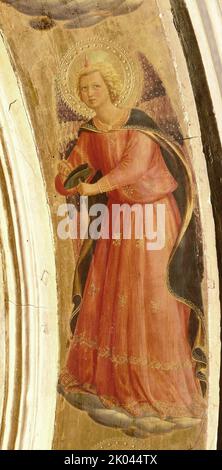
77,62 -> 122,103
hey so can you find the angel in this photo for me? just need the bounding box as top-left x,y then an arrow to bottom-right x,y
55,48 -> 206,435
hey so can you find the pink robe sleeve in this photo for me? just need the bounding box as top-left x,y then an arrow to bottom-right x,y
105,130 -> 157,189
55,131 -> 92,196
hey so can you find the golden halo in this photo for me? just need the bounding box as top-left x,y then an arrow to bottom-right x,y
56,36 -> 143,120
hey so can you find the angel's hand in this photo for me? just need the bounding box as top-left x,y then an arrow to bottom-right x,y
76,182 -> 98,196
57,160 -> 73,182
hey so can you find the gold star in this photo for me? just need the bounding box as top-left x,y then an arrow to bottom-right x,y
88,282 -> 100,296
118,293 -> 127,308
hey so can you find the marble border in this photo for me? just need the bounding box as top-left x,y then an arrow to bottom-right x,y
0,32 -> 58,450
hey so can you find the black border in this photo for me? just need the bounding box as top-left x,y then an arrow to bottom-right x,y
0,450 -> 221,465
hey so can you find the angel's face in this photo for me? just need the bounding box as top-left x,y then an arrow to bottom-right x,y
79,71 -> 110,110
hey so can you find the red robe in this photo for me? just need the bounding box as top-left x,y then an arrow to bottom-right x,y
55,128 -> 205,419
